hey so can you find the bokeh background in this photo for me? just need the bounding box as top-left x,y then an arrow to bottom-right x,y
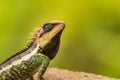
0,0 -> 120,78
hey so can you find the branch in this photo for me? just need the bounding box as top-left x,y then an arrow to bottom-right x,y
33,68 -> 119,80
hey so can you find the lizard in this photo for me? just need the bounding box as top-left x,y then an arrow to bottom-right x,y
0,20 -> 65,80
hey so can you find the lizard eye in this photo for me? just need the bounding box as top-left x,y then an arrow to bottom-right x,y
40,24 -> 55,37
44,24 -> 54,32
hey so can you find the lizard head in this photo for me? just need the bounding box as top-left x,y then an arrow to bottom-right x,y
38,20 -> 65,59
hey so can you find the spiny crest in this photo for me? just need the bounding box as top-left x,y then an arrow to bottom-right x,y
0,27 -> 43,66
27,27 -> 43,45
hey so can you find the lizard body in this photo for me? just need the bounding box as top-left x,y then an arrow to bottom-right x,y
0,20 -> 65,80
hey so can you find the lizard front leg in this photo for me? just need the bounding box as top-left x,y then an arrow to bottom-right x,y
38,58 -> 50,80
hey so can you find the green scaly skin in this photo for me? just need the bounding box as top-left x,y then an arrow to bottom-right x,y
0,54 -> 50,80
0,20 -> 65,80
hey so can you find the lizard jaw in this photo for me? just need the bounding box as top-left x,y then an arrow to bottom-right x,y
39,21 -> 65,49
38,21 -> 65,59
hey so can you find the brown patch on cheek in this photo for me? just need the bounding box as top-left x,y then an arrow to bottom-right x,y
39,33 -> 50,48
49,24 -> 64,38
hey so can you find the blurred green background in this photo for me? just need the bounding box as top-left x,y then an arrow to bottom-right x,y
0,0 -> 120,78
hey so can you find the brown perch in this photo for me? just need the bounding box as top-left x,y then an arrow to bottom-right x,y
33,68 -> 119,80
